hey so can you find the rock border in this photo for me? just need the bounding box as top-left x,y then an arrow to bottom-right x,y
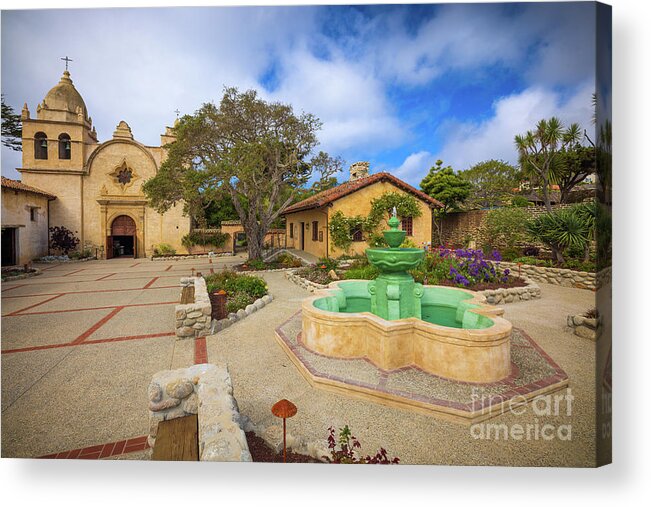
500,261 -> 597,290
147,363 -> 252,461
566,313 -> 601,341
152,252 -> 234,261
478,278 -> 541,305
285,270 -> 328,292
210,293 -> 275,333
285,270 -> 541,305
35,256 -> 97,263
175,277 -> 212,338
1,268 -> 42,282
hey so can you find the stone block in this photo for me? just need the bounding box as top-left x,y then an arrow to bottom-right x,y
148,382 -> 163,402
165,379 -> 194,399
149,397 -> 181,412
187,310 -> 203,319
245,304 -> 255,315
183,318 -> 196,326
254,299 -> 265,310
262,295 -> 272,304
175,309 -> 186,320
236,309 -> 246,319
177,326 -> 195,338
574,325 -> 597,341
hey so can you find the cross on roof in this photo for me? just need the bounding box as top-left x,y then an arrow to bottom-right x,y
61,56 -> 73,71
174,109 -> 180,118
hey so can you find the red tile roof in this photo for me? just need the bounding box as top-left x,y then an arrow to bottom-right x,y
283,172 -> 443,215
1,177 -> 57,199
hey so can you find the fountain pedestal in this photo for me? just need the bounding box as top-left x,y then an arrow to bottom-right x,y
366,213 -> 425,321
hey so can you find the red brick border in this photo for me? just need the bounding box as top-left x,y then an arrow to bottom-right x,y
38,435 -> 149,459
194,337 -> 208,364
142,277 -> 160,289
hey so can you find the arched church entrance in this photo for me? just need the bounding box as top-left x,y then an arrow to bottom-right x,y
107,215 -> 137,259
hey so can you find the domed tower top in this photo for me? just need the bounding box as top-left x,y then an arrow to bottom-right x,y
36,70 -> 90,124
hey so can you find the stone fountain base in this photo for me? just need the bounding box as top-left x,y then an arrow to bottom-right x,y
275,312 -> 568,425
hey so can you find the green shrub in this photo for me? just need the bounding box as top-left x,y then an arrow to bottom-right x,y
510,195 -> 530,207
484,207 -> 531,251
276,253 -> 302,268
153,243 -> 176,256
181,231 -> 229,249
204,271 -> 268,313
205,271 -> 267,299
226,292 -> 256,313
316,257 -> 338,271
342,264 -> 379,280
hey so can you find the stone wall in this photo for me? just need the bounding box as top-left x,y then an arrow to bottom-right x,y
478,279 -> 542,304
147,364 -> 252,461
175,276 -> 212,338
437,205 -> 576,248
501,262 -> 596,290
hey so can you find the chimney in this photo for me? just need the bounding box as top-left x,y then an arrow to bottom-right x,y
349,161 -> 370,182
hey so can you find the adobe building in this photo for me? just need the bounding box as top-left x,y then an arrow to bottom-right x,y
1,177 -> 56,266
282,162 -> 442,259
17,69 -> 189,259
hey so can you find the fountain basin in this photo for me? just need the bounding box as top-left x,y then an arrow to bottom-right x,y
302,280 -> 512,383
365,247 -> 424,273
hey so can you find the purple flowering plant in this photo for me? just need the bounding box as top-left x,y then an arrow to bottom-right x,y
411,247 -> 511,288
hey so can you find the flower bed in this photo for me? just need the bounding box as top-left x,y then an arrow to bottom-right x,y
1,267 -> 41,282
204,271 -> 268,314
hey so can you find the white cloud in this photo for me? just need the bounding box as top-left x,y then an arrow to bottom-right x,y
392,150 -> 438,183
263,48 -> 407,155
433,81 -> 595,173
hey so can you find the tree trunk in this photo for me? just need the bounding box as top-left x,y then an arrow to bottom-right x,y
246,222 -> 266,260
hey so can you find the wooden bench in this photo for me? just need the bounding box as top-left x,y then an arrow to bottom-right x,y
151,414 -> 199,461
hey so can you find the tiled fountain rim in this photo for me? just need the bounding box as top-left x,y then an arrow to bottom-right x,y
276,311 -> 569,424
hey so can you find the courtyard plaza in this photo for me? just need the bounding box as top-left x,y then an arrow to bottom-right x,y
1,256 -> 598,465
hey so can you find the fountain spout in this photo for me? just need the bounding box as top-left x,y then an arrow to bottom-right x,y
364,209 -> 425,320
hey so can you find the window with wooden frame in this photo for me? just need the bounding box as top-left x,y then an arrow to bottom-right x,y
289,223 -> 294,238
312,221 -> 318,241
30,208 -> 38,222
351,224 -> 363,242
401,216 -> 413,236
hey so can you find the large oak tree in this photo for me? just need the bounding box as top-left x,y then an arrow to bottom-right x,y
143,87 -> 340,259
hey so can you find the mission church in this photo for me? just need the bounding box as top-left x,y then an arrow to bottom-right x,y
14,66 -> 190,259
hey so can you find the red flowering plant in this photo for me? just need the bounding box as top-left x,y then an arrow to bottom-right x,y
326,425 -> 399,464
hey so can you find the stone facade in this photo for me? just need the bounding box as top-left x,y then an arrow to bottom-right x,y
501,262 -> 596,290
17,70 -> 191,259
1,178 -> 55,265
175,277 -> 212,338
147,364 -> 252,461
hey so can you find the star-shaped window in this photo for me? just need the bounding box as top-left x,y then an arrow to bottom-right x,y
117,167 -> 133,185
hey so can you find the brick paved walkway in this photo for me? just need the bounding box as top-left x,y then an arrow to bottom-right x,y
1,255 -> 243,458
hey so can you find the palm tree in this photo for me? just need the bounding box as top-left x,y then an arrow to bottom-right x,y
515,117 -> 582,262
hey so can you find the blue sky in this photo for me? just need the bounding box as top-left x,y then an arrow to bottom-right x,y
1,2 -> 602,186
